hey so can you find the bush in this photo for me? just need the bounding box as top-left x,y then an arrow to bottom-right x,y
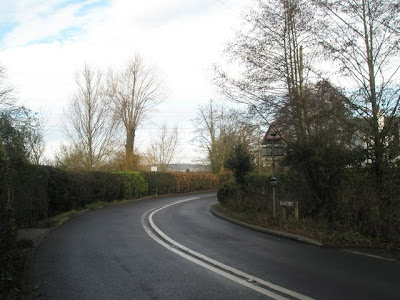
217,180 -> 235,205
225,142 -> 254,185
118,172 -> 148,199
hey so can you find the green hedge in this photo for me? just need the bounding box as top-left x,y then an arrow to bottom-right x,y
141,172 -> 176,195
4,167 -> 219,228
218,169 -> 400,242
142,172 -> 220,195
10,168 -> 148,226
12,164 -> 49,226
118,171 -> 148,199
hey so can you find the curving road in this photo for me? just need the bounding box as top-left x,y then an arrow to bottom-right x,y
33,193 -> 400,299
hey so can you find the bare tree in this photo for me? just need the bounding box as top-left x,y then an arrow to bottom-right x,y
26,110 -> 48,165
215,0 -> 318,143
64,64 -> 117,170
193,100 -> 261,174
312,0 -> 400,179
0,65 -> 15,110
54,143 -> 85,170
146,123 -> 180,172
107,54 -> 167,170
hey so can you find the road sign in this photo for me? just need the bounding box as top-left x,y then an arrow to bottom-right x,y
151,166 -> 158,172
261,145 -> 286,156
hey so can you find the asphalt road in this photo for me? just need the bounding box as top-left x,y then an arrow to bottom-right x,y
33,193 -> 400,299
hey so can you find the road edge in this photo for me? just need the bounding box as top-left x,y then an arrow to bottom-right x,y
210,205 -> 324,247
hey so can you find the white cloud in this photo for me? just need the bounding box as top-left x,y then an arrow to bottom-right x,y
0,0 -> 253,162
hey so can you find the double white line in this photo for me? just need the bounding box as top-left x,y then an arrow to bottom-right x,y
141,197 -> 314,300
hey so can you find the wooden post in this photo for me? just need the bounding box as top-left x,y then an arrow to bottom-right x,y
294,201 -> 299,220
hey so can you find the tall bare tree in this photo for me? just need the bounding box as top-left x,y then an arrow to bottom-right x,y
107,54 -> 167,170
215,0 -> 317,143
64,64 -> 117,170
146,123 -> 180,172
313,0 -> 400,180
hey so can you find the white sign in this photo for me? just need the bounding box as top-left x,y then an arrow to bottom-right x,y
151,166 -> 158,172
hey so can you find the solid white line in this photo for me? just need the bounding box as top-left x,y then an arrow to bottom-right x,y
142,196 -> 314,300
142,217 -> 289,300
350,251 -> 396,262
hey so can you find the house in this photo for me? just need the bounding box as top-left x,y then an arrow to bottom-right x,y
262,115 -> 400,162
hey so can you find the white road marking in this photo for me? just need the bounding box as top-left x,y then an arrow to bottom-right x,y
141,196 -> 314,300
349,251 -> 396,262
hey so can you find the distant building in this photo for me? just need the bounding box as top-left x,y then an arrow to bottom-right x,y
261,115 -> 400,163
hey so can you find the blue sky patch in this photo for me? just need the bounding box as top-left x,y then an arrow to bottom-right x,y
76,0 -> 110,17
0,22 -> 17,42
27,26 -> 82,46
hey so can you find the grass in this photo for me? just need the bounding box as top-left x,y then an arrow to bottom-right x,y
214,204 -> 399,250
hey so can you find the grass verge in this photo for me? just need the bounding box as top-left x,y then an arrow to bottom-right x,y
214,204 -> 400,250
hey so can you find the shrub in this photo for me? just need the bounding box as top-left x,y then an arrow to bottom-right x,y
217,180 -> 235,205
225,142 -> 254,185
118,172 -> 148,199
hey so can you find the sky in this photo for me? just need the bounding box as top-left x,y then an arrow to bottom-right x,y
0,0 -> 254,164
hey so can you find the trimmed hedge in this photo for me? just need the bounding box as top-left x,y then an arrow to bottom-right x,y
142,172 -> 176,195
11,168 -> 146,226
142,172 -> 219,195
3,167 -> 219,228
118,171 -> 148,199
12,164 -> 49,226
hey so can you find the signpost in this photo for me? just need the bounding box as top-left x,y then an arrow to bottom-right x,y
270,132 -> 277,218
261,128 -> 285,218
151,166 -> 158,195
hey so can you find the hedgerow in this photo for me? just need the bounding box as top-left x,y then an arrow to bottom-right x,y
217,168 -> 400,243
118,171 -> 148,199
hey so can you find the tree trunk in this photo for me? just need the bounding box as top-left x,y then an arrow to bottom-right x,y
125,127 -> 135,170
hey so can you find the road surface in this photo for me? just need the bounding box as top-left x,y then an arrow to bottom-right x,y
33,193 -> 400,299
